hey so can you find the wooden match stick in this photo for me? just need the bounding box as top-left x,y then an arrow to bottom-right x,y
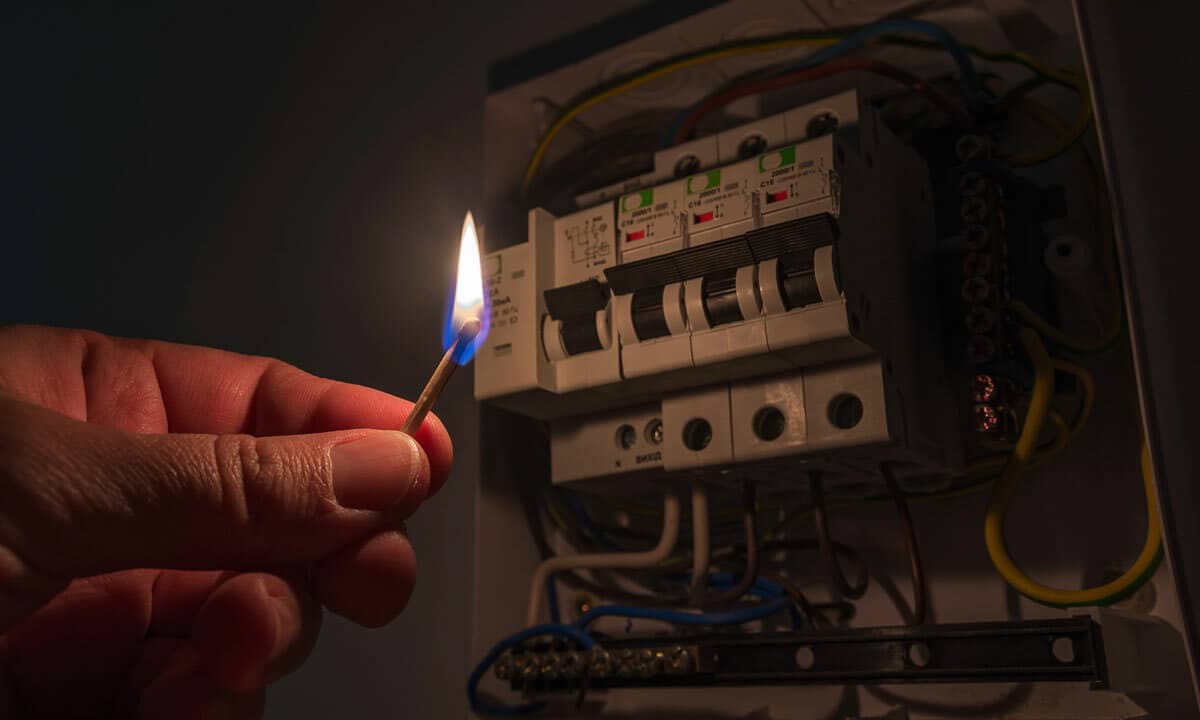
400,318 -> 481,436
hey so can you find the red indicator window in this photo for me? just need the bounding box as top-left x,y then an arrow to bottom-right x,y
766,190 -> 789,204
693,211 -> 715,224
626,229 -> 646,243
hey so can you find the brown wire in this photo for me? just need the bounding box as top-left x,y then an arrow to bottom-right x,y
699,480 -> 759,610
759,569 -> 819,626
810,472 -> 869,600
881,462 -> 928,625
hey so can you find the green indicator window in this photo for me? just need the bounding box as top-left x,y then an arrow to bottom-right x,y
759,146 -> 796,173
621,189 -> 653,212
687,170 -> 721,195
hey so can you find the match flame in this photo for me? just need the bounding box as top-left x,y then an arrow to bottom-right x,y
443,211 -> 488,364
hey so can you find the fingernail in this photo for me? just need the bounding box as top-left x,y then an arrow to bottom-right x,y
331,432 -> 425,511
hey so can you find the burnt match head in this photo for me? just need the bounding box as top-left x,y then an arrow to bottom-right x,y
457,318 -> 483,344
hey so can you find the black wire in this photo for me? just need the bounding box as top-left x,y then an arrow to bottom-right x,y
810,472 -> 870,600
881,463 -> 928,625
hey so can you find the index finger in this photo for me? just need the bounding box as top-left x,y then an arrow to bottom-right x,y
150,336 -> 455,498
0,326 -> 453,496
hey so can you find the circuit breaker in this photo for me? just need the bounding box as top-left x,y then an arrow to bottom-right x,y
476,94 -> 961,487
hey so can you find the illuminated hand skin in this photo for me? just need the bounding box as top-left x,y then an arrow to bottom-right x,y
0,325 -> 453,718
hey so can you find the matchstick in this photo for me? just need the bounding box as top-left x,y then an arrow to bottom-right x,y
400,318 -> 481,436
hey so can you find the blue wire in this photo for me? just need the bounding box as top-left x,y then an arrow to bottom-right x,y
659,18 -> 981,147
668,574 -> 802,628
673,572 -> 784,599
467,624 -> 595,716
700,572 -> 784,599
574,597 -> 791,629
717,576 -> 804,629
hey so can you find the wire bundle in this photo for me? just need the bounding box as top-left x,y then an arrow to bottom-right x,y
982,329 -> 1163,607
521,16 -> 1094,197
521,17 -> 984,196
663,57 -> 967,148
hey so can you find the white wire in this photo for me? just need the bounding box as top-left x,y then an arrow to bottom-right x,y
526,492 -> 682,626
688,483 -> 711,605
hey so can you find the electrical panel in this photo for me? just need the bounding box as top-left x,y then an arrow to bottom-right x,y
477,96 -> 963,488
469,3 -> 1199,719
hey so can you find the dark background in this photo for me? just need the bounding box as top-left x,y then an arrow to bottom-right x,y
1,2 -> 634,717
6,3 -> 1200,718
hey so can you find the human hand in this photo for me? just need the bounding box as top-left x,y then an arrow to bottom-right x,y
0,325 -> 453,718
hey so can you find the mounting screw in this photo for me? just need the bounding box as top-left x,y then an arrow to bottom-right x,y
963,251 -> 993,278
674,154 -> 701,178
959,171 -> 989,196
616,648 -> 636,677
961,196 -> 990,224
615,423 -> 637,450
737,133 -> 768,159
645,418 -> 664,445
562,651 -> 585,679
589,648 -> 612,678
966,334 -> 996,364
665,646 -> 693,674
520,656 -> 541,681
806,112 -> 839,139
633,648 -> 661,678
539,653 -> 561,680
964,224 -> 990,250
961,276 -> 991,303
955,134 -> 990,162
494,653 -> 513,680
965,305 -> 996,335
972,373 -> 998,403
974,403 -> 1001,434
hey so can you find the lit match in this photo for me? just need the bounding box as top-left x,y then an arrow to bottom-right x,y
401,211 -> 488,436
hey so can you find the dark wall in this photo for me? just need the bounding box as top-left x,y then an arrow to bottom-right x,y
2,3 -> 634,717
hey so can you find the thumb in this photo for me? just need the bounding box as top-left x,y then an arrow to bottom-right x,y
0,395 -> 430,626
